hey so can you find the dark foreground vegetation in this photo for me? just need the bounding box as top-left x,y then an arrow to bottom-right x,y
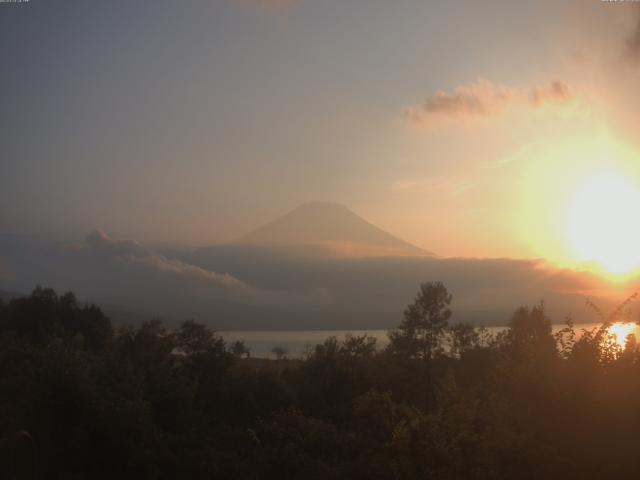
0,283 -> 639,479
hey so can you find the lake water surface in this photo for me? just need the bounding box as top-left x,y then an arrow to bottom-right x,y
220,322 -> 623,358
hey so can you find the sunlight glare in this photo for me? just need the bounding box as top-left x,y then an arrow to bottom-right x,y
566,170 -> 640,274
607,322 -> 637,349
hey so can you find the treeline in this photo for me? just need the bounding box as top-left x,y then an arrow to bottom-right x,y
0,283 -> 639,479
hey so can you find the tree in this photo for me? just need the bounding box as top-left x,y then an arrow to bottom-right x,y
503,302 -> 556,361
0,287 -> 112,350
176,319 -> 223,356
342,334 -> 377,358
230,340 -> 251,359
448,322 -> 479,358
271,346 -> 288,360
388,282 -> 452,360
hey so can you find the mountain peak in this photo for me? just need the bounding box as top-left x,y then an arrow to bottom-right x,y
233,202 -> 430,257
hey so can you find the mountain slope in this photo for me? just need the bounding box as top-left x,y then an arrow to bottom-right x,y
233,202 -> 430,257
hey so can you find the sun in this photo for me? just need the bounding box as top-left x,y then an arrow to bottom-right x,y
566,169 -> 640,275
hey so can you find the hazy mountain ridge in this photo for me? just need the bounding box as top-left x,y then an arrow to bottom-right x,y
232,202 -> 430,258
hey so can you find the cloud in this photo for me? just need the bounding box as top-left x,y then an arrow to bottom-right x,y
184,245 -> 625,328
82,229 -> 246,291
1,232 -> 631,329
483,141 -> 540,170
390,179 -> 437,191
0,231 -> 325,326
405,79 -> 572,127
73,230 -> 323,310
390,177 -> 473,196
625,9 -> 640,64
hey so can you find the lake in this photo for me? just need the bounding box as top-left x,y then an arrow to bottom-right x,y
220,322 -> 625,358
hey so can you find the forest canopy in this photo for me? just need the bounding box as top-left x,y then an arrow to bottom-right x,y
0,283 -> 638,479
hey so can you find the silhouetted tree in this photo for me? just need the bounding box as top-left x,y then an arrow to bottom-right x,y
271,346 -> 288,360
0,287 -> 112,350
448,322 -> 479,358
176,319 -> 218,356
388,281 -> 452,360
230,339 -> 251,358
501,302 -> 556,361
342,334 -> 377,358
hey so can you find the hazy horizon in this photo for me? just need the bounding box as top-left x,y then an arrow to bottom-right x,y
4,0 -> 640,329
2,1 -> 640,262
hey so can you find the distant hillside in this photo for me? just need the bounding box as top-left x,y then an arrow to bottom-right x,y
0,289 -> 25,302
233,202 -> 430,258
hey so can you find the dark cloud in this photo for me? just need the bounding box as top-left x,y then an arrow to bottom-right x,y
405,80 -> 572,127
0,233 -> 628,329
0,232 -> 322,326
81,230 -> 245,290
175,246 -> 619,328
625,9 -> 640,64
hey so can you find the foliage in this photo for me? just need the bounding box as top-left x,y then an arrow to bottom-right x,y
1,285 -> 640,478
388,281 -> 452,361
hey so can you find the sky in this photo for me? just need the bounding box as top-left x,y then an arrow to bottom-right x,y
2,0 -> 640,271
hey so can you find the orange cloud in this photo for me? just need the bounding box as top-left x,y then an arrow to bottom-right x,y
405,79 -> 572,126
